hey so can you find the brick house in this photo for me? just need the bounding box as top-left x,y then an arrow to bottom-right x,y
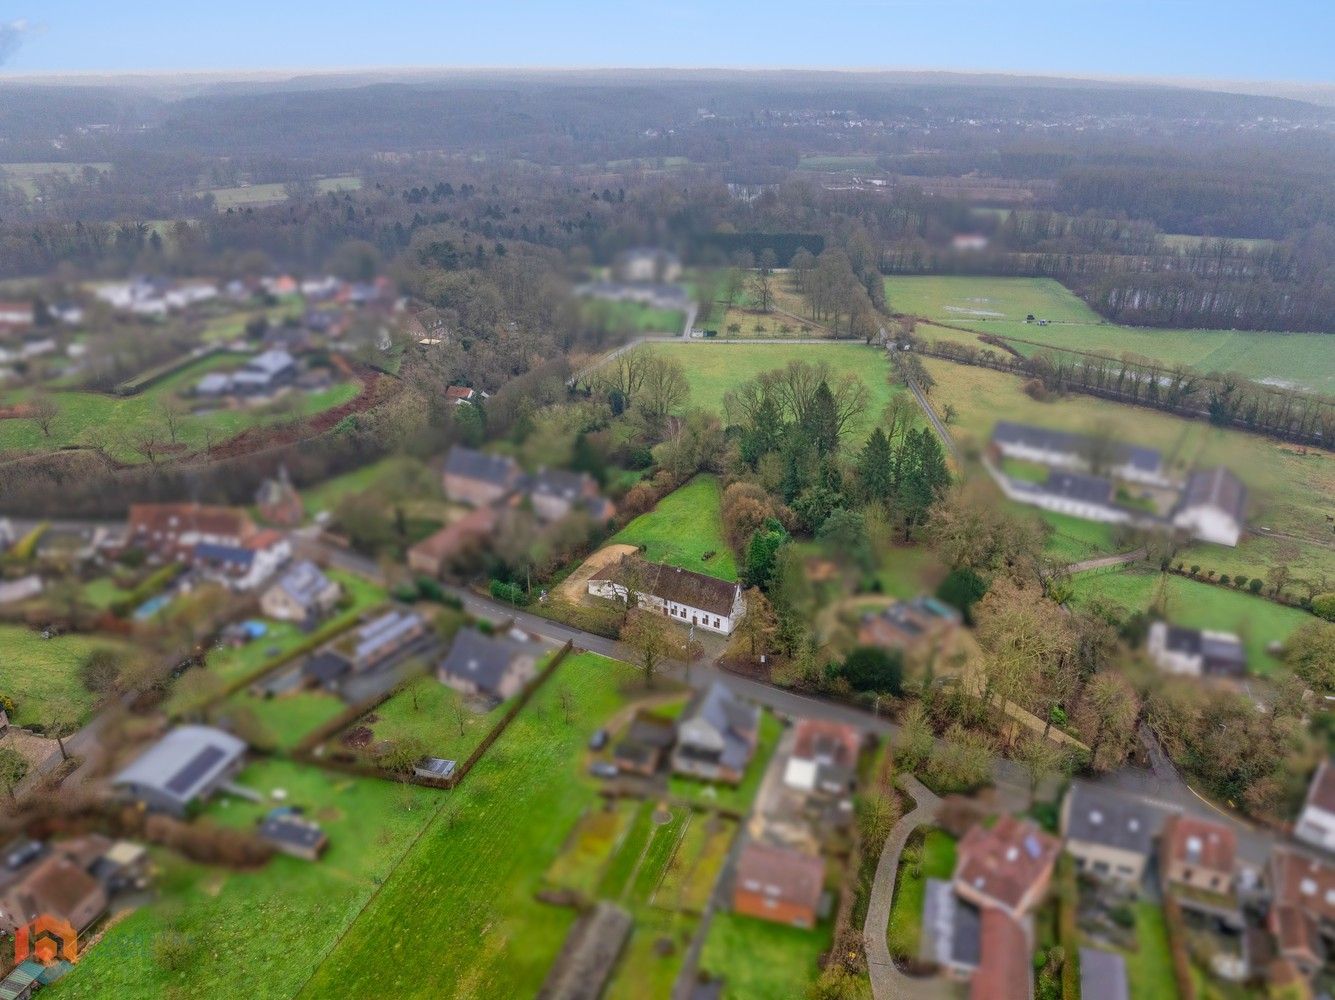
732,841 -> 824,929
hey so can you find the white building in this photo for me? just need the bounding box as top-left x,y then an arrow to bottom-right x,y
1295,760 -> 1335,854
1172,467 -> 1247,547
990,421 -> 1168,487
1146,622 -> 1247,678
588,556 -> 746,635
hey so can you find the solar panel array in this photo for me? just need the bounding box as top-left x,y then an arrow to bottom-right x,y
165,745 -> 226,796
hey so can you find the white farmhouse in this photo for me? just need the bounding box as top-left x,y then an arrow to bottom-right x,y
1172,467 -> 1247,547
588,555 -> 746,635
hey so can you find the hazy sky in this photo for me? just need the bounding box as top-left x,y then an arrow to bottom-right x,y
2,0 -> 1333,82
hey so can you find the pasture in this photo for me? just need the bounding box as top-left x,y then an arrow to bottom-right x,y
0,354 -> 359,462
645,341 -> 903,449
581,298 -> 685,335
1068,567 -> 1312,672
922,357 -> 1335,582
611,474 -> 736,580
207,175 -> 362,210
0,626 -> 126,728
892,275 -> 1335,394
0,161 -> 112,197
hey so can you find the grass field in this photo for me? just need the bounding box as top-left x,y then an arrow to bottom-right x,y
1069,567 -> 1313,672
700,910 -> 833,1000
611,474 -> 737,580
890,275 -> 1335,394
0,353 -> 359,461
797,154 -> 880,172
544,800 -> 641,896
222,689 -> 348,750
645,341 -> 903,451
922,357 -> 1335,582
582,298 -> 685,335
340,673 -> 512,763
0,162 -> 111,197
61,652 -> 637,1000
0,626 -> 127,728
207,175 -> 362,210
886,827 -> 957,959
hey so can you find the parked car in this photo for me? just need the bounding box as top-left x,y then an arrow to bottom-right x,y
588,728 -> 609,751
587,761 -> 619,779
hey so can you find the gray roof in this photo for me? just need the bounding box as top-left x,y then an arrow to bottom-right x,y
113,725 -> 245,806
443,446 -> 520,488
527,467 -> 590,503
1064,783 -> 1163,855
1201,632 -> 1246,667
1079,949 -> 1129,1000
245,349 -> 295,376
991,421 -> 1162,473
352,609 -> 424,662
259,814 -> 325,851
922,878 -> 981,969
273,560 -> 334,610
1045,469 -> 1114,505
1177,466 -> 1246,521
684,682 -> 759,772
438,627 -> 533,698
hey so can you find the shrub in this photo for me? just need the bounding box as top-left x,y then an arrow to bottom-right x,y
936,567 -> 989,624
1217,575 -> 1230,587
1248,578 -> 1263,594
1313,593 -> 1335,622
1189,565 -> 1200,576
832,646 -> 903,695
488,579 -> 527,605
1233,575 -> 1248,589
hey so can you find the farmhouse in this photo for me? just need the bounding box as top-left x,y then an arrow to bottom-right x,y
587,555 -> 746,635
260,560 -> 341,622
442,446 -> 522,508
436,627 -> 540,703
990,421 -> 1166,486
732,841 -> 824,929
1061,783 -> 1160,885
1146,622 -> 1247,678
672,682 -> 759,784
1294,760 -> 1335,854
113,725 -> 246,818
1172,466 -> 1247,547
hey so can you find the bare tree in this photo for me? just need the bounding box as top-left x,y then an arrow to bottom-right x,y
28,392 -> 59,439
620,609 -> 678,689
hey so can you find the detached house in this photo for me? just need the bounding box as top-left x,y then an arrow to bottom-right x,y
437,627 -> 540,703
1295,760 -> 1335,854
732,842 -> 824,929
673,682 -> 760,784
1147,622 -> 1247,678
1159,815 -> 1237,901
783,720 -> 861,797
1061,783 -> 1160,885
990,421 -> 1166,486
442,446 -> 522,508
954,815 -> 1060,919
0,853 -> 107,937
588,556 -> 747,635
526,468 -> 615,524
260,560 -> 341,622
857,595 -> 961,660
193,529 -> 291,592
1172,467 -> 1247,547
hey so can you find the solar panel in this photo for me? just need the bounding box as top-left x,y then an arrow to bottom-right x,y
165,745 -> 226,797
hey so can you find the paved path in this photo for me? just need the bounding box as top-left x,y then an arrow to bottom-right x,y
905,378 -> 959,464
864,775 -> 945,1000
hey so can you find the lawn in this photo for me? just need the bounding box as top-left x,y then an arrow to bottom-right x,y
1124,902 -> 1180,1000
299,455 -> 410,516
338,673 -> 512,764
605,907 -> 698,1000
219,689 -> 348,751
0,162 -> 111,197
544,799 -> 641,896
922,356 -> 1335,582
886,827 -> 957,959
893,274 -> 1335,394
1069,567 -> 1313,672
668,711 -> 783,814
798,154 -> 880,172
582,298 -> 685,335
207,175 -> 361,209
0,351 -> 360,462
0,626 -> 127,728
611,473 -> 737,580
643,341 -> 904,451
699,910 -> 833,1000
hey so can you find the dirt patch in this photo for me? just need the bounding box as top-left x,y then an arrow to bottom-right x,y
4,728 -> 59,770
341,726 -> 373,748
552,543 -> 639,604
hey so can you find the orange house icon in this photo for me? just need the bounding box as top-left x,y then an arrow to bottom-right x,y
15,914 -> 79,964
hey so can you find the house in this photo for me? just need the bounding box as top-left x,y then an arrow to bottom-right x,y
303,649 -> 353,688
1079,948 -> 1129,1000
0,301 -> 34,331
1269,903 -> 1325,977
260,560 -> 341,622
0,852 -> 107,936
230,349 -> 297,395
436,627 -> 540,703
732,841 -> 824,929
258,811 -> 328,862
588,556 -> 747,636
971,907 -> 1033,1000
1295,760 -> 1335,854
672,682 -> 760,784
193,529 -> 291,591
125,503 -> 255,562
525,468 -> 615,524
783,720 -> 861,797
613,711 -> 677,776
922,878 -> 982,978
1173,467 -> 1247,547
953,815 -> 1060,919
857,596 -> 961,660
255,468 -> 304,527
1269,848 -> 1335,977
340,609 -> 430,673
0,575 -> 43,606
112,725 -> 246,817
1160,814 -> 1236,900
613,248 -> 682,284
445,385 -> 482,406
406,507 -> 498,577
1147,622 -> 1247,678
441,446 -> 522,508
1060,783 -> 1160,885
989,421 -> 1165,486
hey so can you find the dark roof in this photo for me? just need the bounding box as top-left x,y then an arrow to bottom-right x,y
625,712 -> 677,749
923,878 -> 981,969
443,446 -> 520,488
1161,624 -> 1202,654
1044,469 -> 1113,505
1079,949 -> 1129,1000
527,467 -> 591,503
438,627 -> 534,698
258,815 -> 326,851
193,542 -> 255,568
991,421 -> 1161,473
1178,466 -> 1246,520
605,556 -> 741,618
1063,783 -> 1161,854
272,560 -> 334,609
304,650 -> 351,684
683,682 -> 759,772
1201,632 -> 1246,666
113,725 -> 245,806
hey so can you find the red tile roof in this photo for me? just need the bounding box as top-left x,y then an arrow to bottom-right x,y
1162,815 -> 1236,875
955,815 -> 1059,915
734,842 -> 824,911
1272,848 -> 1335,922
1304,759 -> 1335,813
791,720 -> 861,769
970,908 -> 1032,1000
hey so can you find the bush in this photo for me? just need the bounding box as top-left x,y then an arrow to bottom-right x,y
936,567 -> 989,624
153,930 -> 196,972
1313,593 -> 1335,622
1248,578 -> 1263,594
488,579 -> 527,605
833,646 -> 903,695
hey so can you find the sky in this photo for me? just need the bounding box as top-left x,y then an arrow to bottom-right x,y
1,0 -> 1333,83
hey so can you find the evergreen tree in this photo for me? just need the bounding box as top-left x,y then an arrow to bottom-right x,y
855,426 -> 894,503
803,381 -> 841,454
743,518 -> 788,591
